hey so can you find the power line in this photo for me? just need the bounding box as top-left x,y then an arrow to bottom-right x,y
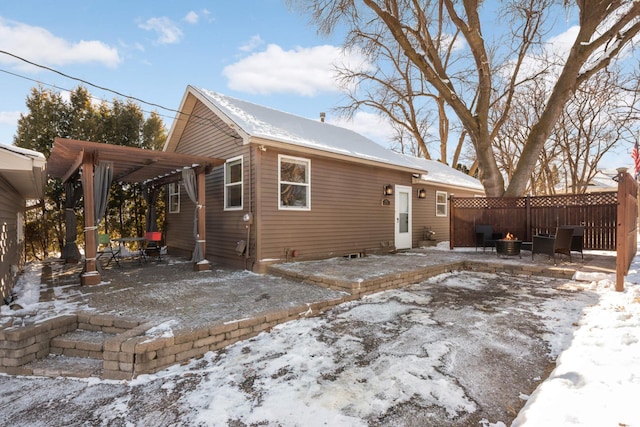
0,68 -> 176,122
0,49 -> 176,113
0,49 -> 241,140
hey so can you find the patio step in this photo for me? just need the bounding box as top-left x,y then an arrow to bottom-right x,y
24,354 -> 103,378
50,329 -> 116,359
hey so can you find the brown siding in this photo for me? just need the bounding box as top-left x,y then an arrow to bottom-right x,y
166,99 -> 253,268
255,148 -> 410,269
411,185 -> 480,245
0,175 -> 25,301
168,97 -> 481,271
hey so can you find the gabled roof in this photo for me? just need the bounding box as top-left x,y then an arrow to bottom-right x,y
0,143 -> 46,200
166,86 -> 422,173
165,86 -> 484,192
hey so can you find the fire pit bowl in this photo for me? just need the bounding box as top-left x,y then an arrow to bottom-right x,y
495,239 -> 522,258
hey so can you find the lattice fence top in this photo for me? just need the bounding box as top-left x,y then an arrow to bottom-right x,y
452,192 -> 617,209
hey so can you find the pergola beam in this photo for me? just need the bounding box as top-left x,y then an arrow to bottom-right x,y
47,138 -> 224,283
61,149 -> 84,184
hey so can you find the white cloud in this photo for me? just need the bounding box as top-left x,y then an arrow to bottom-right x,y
330,111 -> 395,145
138,17 -> 183,45
184,11 -> 199,25
0,17 -> 121,69
0,111 -> 21,125
239,35 -> 264,52
223,44 -> 371,96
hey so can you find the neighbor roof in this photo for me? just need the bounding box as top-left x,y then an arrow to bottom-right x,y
0,143 -> 46,199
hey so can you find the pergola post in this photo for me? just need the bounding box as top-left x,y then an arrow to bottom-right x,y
194,169 -> 210,271
81,154 -> 101,285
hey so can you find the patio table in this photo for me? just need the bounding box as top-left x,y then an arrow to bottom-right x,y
114,237 -> 146,263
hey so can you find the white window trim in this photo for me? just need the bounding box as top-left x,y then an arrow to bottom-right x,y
436,191 -> 447,217
168,182 -> 180,214
278,154 -> 311,211
224,155 -> 243,211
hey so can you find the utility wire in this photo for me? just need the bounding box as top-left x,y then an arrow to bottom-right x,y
0,49 -> 241,139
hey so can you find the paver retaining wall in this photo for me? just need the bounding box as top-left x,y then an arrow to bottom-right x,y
0,259 -> 577,380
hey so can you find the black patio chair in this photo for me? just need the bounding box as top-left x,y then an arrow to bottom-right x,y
560,225 -> 584,260
475,224 -> 503,252
532,227 -> 574,265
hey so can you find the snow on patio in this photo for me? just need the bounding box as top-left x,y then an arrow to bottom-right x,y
0,247 -> 639,426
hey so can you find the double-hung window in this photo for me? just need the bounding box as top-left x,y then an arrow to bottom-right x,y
279,155 -> 310,210
168,182 -> 180,213
436,191 -> 447,217
224,156 -> 243,210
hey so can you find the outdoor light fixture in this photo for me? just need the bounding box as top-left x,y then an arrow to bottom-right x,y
417,188 -> 426,199
384,184 -> 393,196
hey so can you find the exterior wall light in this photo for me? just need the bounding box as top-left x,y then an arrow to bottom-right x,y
417,188 -> 427,199
384,184 -> 393,196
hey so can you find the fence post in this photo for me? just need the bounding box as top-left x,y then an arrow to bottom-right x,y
449,195 -> 455,250
526,195 -> 531,242
616,170 -> 639,292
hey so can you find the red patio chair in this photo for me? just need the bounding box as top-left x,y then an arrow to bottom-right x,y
144,231 -> 163,261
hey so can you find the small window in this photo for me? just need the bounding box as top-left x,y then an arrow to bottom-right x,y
168,182 -> 180,213
225,156 -> 243,210
436,191 -> 447,217
17,211 -> 24,242
279,155 -> 310,210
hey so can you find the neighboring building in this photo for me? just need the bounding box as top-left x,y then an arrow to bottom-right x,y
0,143 -> 46,302
554,169 -> 619,194
164,86 -> 483,272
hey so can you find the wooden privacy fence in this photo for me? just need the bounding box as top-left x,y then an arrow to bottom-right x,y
450,191 -> 618,250
449,170 -> 638,291
616,172 -> 638,291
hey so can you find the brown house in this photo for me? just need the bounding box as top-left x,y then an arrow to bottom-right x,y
0,143 -> 46,302
164,86 -> 483,272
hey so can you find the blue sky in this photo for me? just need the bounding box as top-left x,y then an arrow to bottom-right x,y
0,1 -> 633,170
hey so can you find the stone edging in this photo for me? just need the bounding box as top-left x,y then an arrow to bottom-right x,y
0,259 -> 578,380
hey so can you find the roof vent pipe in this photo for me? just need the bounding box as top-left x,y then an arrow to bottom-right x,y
320,112 -> 325,123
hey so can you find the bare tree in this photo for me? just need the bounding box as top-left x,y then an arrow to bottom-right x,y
553,68 -> 638,193
292,0 -> 640,196
333,3 -> 464,164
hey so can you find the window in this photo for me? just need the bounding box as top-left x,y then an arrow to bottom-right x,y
278,155 -> 310,210
224,156 -> 243,210
168,182 -> 180,213
436,191 -> 447,217
17,212 -> 24,242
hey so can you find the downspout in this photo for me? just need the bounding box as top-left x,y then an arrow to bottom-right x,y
244,144 -> 254,270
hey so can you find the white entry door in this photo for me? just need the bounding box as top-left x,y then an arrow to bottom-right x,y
395,185 -> 412,250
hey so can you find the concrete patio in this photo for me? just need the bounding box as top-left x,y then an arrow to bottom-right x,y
0,246 -> 617,380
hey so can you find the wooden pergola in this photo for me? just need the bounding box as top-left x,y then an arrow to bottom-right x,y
47,138 -> 224,285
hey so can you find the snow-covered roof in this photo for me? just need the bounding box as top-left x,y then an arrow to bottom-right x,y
0,143 -> 46,199
192,87 -> 420,172
399,154 -> 485,192
168,86 -> 484,192
554,169 -> 618,194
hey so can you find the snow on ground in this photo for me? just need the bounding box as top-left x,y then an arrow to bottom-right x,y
513,259 -> 640,426
0,248 -> 639,426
